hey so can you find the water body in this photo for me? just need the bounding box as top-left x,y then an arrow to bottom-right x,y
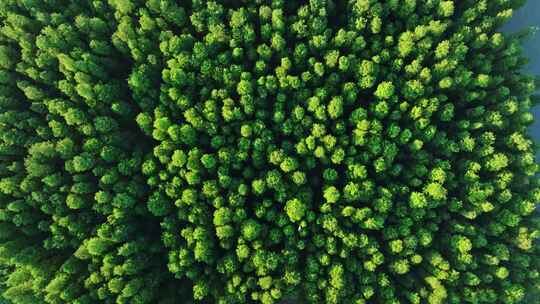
502,1 -> 540,155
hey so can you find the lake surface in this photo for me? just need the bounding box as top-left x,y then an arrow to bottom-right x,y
502,1 -> 540,156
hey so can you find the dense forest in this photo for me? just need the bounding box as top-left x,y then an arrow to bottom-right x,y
0,0 -> 539,303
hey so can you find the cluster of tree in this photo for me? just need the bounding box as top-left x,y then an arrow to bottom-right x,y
0,1 -> 187,303
0,0 -> 539,303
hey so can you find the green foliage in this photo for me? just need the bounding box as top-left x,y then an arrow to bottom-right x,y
0,1 -> 187,303
0,0 -> 539,304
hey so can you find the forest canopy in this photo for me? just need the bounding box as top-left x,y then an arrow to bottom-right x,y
0,0 -> 540,303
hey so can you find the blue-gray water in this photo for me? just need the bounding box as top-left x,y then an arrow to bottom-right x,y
502,1 -> 540,154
